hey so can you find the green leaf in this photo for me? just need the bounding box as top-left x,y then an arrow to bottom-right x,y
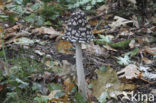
13,0 -> 23,5
15,78 -> 29,89
110,40 -> 131,49
98,34 -> 111,43
34,96 -> 48,103
32,83 -> 42,91
30,3 -> 42,10
54,91 -> 65,98
98,91 -> 108,103
116,55 -> 131,65
25,13 -> 35,23
124,48 -> 139,57
74,93 -> 87,103
91,0 -> 96,5
35,16 -> 44,26
86,5 -> 92,10
44,21 -> 52,26
48,83 -> 63,91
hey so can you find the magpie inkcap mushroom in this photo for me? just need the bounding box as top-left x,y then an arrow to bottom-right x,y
62,9 -> 95,43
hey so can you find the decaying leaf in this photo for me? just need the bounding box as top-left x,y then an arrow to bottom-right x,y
117,64 -> 141,79
5,24 -> 22,35
56,40 -> 73,54
103,45 -> 117,52
142,57 -> 153,65
82,44 -> 106,55
143,46 -> 156,56
109,16 -> 133,30
139,66 -> 156,80
32,27 -> 60,39
59,60 -> 75,77
96,5 -> 109,14
91,67 -> 137,102
64,78 -> 75,92
89,20 -> 98,26
118,31 -> 134,36
15,37 -> 34,45
129,39 -> 136,48
93,29 -> 106,34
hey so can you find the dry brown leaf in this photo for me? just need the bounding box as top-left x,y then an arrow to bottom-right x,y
131,15 -> 139,28
59,60 -> 75,77
93,29 -> 106,34
117,64 -> 140,79
142,57 -> 153,65
32,27 -> 59,39
109,16 -> 133,30
143,46 -> 156,56
96,5 -> 109,15
56,40 -> 73,54
0,0 -> 4,10
103,45 -> 117,52
129,39 -> 136,48
91,67 -> 138,100
82,44 -> 106,55
0,84 -> 7,91
89,20 -> 98,26
64,78 -> 75,92
5,24 -> 22,34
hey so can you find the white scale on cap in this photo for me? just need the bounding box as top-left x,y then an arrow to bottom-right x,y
62,9 -> 95,43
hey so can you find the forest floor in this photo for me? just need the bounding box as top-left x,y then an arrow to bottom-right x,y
0,0 -> 156,103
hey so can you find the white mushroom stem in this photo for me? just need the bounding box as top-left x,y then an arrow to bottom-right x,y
76,42 -> 88,99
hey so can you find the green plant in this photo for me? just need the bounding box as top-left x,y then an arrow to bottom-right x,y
34,96 -> 48,103
67,0 -> 105,10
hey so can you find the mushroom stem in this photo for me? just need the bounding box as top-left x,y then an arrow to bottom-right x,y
76,42 -> 88,99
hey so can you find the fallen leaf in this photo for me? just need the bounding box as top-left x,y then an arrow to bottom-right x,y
118,31 -> 134,36
34,50 -> 45,56
89,20 -> 98,26
109,16 -> 133,30
139,66 -> 156,80
82,44 -> 106,55
143,46 -> 156,56
59,60 -> 75,76
0,0 -> 4,10
56,40 -> 73,54
131,15 -> 139,28
129,39 -> 135,48
96,5 -> 109,15
103,45 -> 117,52
93,29 -> 106,34
142,57 -> 153,65
14,37 -> 34,45
32,27 -> 60,39
64,78 -> 75,92
5,24 -> 22,35
116,55 -> 132,66
91,67 -> 137,101
117,64 -> 141,79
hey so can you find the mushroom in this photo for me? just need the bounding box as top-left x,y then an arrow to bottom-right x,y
62,9 -> 94,99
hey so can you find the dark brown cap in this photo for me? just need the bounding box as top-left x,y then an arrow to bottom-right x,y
62,9 -> 95,43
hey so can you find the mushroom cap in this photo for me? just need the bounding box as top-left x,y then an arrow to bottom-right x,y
62,9 -> 95,43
